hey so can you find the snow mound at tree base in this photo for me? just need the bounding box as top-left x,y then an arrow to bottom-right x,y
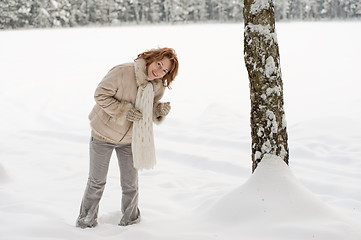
203,154 -> 361,240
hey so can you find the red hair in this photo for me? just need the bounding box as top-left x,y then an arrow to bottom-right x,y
135,47 -> 179,88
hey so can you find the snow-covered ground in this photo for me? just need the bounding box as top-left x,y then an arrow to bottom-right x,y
0,22 -> 360,240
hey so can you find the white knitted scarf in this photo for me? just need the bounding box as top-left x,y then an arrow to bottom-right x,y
132,82 -> 156,170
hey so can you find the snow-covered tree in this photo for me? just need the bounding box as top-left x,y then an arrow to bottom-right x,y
229,0 -> 244,22
171,0 -> 190,22
243,0 -> 289,172
274,0 -> 290,20
0,0 -> 20,29
16,0 -> 32,28
70,0 -> 88,25
150,0 -> 163,23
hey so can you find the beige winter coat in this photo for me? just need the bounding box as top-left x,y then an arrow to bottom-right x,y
88,59 -> 166,144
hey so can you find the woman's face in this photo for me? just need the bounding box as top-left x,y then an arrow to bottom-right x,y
147,57 -> 171,80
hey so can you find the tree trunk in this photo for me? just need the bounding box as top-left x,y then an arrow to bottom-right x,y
243,0 -> 289,172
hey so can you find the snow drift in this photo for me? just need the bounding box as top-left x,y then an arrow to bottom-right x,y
204,154 -> 360,240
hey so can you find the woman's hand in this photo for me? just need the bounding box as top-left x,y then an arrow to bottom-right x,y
155,102 -> 171,117
126,107 -> 143,122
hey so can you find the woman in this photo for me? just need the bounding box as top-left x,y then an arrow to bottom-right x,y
76,47 -> 179,228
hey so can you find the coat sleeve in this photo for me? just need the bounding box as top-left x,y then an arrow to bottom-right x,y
94,66 -> 133,125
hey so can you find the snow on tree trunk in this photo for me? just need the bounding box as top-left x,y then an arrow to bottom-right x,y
243,0 -> 289,172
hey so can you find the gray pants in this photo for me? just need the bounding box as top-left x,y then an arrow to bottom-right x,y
76,137 -> 140,228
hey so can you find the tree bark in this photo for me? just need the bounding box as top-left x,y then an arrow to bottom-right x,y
243,0 -> 289,172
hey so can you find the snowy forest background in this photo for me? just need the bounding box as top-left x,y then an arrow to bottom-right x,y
1,0 -> 360,30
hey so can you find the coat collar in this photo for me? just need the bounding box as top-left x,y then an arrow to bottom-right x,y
134,59 -> 163,89
134,59 -> 149,87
